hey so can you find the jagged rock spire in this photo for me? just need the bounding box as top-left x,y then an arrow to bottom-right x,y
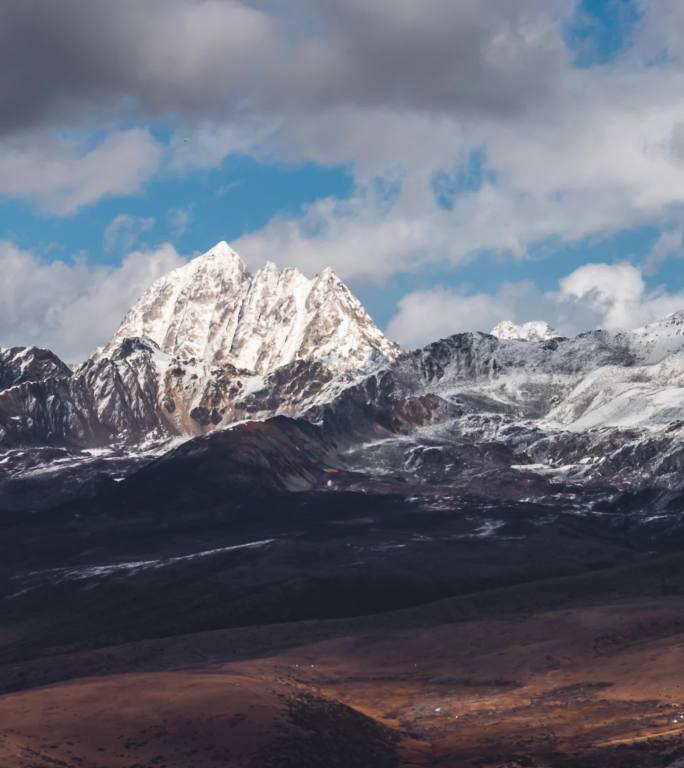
105,241 -> 399,374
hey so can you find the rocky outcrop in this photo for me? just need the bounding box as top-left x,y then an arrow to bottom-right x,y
0,243 -> 400,447
3,239 -> 684,502
104,241 -> 399,374
0,347 -> 71,390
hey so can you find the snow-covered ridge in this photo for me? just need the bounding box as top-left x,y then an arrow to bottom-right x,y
625,310 -> 684,364
104,241 -> 399,375
490,320 -> 556,342
0,346 -> 71,390
3,250 -> 684,455
315,310 -> 684,446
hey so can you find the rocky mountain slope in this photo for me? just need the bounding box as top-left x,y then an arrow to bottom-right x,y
5,254 -> 684,768
104,241 -> 398,373
0,244 -> 398,446
0,346 -> 71,390
310,316 -> 684,494
2,244 -> 684,500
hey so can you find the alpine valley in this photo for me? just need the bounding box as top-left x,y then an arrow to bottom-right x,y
5,243 -> 684,768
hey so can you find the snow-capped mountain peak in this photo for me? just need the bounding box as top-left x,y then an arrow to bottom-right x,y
104,242 -> 399,376
626,311 -> 684,364
0,346 -> 71,390
490,320 -> 556,342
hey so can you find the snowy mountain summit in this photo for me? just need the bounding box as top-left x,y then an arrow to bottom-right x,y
490,320 -> 556,342
106,241 -> 399,375
0,241 -> 405,446
5,239 -> 684,475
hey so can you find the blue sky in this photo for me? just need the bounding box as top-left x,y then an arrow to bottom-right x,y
2,0 -> 684,358
566,0 -> 642,66
0,157 -> 353,267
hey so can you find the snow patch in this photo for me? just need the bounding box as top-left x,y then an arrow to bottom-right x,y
490,320 -> 556,342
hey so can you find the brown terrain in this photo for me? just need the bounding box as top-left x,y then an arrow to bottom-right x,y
4,575 -> 684,767
3,420 -> 684,766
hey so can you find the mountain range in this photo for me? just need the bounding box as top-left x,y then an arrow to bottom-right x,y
0,242 -> 397,446
2,241 -> 684,501
6,242 -> 684,767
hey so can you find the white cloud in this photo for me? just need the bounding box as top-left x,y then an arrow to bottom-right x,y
387,262 -> 684,348
559,262 -> 646,330
235,186 -> 440,281
215,6 -> 684,282
0,129 -> 163,215
233,166 -> 657,282
0,241 -> 184,361
167,122 -> 271,173
385,283 -> 542,347
558,261 -> 684,330
104,214 -> 155,252
634,0 -> 684,64
5,1 -> 684,291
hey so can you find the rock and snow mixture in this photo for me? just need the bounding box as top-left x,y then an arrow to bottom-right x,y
2,240 -> 684,494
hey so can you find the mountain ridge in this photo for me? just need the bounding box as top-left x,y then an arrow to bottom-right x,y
0,244 -> 399,446
2,244 -> 684,505
490,319 -> 557,342
103,241 -> 399,375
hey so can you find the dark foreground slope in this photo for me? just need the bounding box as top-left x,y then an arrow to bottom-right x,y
3,417 -> 684,767
5,557 -> 684,767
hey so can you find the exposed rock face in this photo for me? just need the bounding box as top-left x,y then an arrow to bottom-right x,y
3,238 -> 684,501
105,241 -> 399,374
0,244 -> 399,447
0,347 -> 71,390
311,329 -> 634,439
310,321 -> 684,492
0,338 -> 171,447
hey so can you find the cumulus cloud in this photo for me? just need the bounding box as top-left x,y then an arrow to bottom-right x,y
0,241 -> 184,361
0,129 -> 162,214
559,262 -> 646,330
4,0 -> 684,285
634,0 -> 684,65
219,2 -> 684,280
233,167 -> 655,281
0,0 -> 279,135
385,282 -> 549,348
387,262 -> 684,348
0,0 -> 565,135
0,1 -> 576,222
234,186 -> 439,281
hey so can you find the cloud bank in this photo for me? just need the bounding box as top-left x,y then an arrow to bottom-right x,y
3,1 -> 684,355
387,262 -> 684,347
0,242 -> 184,361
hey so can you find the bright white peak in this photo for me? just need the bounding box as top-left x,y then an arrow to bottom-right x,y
490,320 -> 556,342
105,241 -> 399,374
626,310 -> 684,364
